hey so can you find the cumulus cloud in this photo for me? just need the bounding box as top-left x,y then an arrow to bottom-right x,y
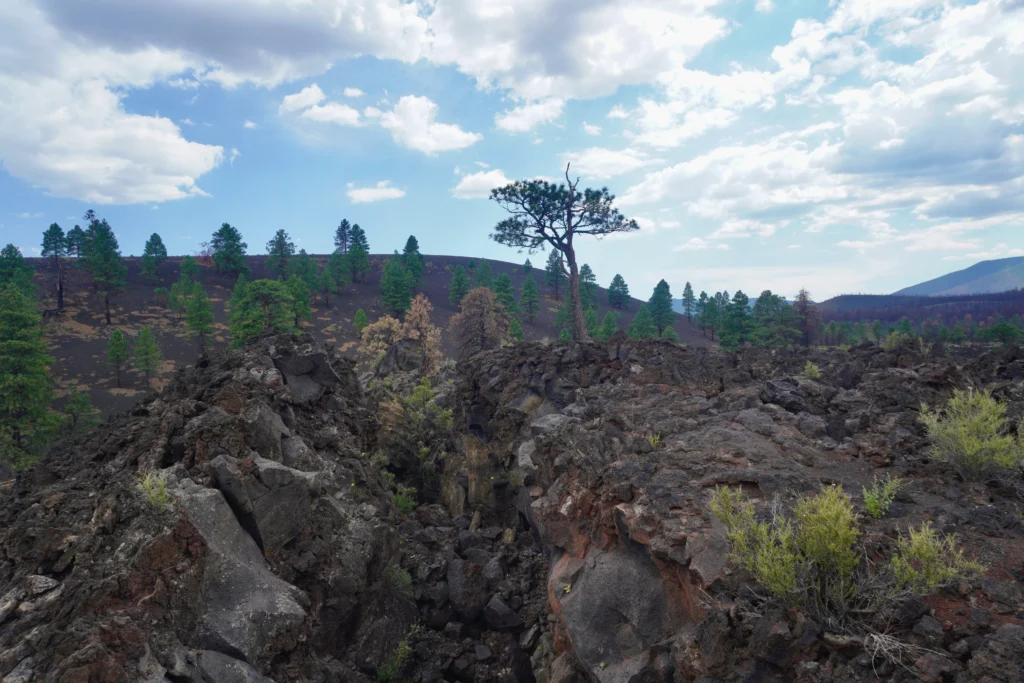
943,243 -> 1024,261
674,237 -> 730,251
495,99 -> 564,133
379,95 -> 482,154
300,102 -> 361,126
343,87 -> 365,98
279,84 -> 325,114
561,147 -> 661,180
346,180 -> 405,203
453,169 -> 512,199
243,120 -> 257,129
583,122 -> 601,136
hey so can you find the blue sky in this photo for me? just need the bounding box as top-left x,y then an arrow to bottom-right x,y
1,0 -> 1022,300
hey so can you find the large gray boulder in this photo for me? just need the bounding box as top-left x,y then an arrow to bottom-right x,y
177,480 -> 307,665
196,650 -> 275,683
210,454 -> 319,552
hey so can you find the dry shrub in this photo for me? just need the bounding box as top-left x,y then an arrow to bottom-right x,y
448,287 -> 509,359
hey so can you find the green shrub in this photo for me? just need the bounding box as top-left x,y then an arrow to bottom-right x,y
803,361 -> 822,380
881,331 -> 910,352
394,484 -> 418,516
920,389 -> 1023,480
376,633 -> 412,683
647,433 -> 661,448
890,522 -> 984,593
862,474 -> 903,519
138,471 -> 172,510
385,563 -> 413,597
710,485 -> 982,630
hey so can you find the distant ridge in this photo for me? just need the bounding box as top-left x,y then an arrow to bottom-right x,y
894,256 -> 1024,296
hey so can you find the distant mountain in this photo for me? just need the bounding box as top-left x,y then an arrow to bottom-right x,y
894,257 -> 1024,296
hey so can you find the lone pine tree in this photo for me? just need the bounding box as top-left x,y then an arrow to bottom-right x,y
265,229 -> 296,277
489,164 -> 638,340
41,223 -> 68,309
211,223 -> 249,277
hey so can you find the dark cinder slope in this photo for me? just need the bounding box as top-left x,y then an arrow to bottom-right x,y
894,256 -> 1024,296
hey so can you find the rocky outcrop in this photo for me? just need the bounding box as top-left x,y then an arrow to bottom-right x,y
448,339 -> 1024,682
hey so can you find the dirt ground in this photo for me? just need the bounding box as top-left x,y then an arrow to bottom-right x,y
29,253 -> 710,419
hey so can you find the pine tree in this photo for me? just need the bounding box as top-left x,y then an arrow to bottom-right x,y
584,306 -> 600,337
508,316 -> 524,342
265,230 -> 295,277
41,223 -> 69,308
401,294 -> 443,372
169,266 -> 195,322
597,311 -> 620,340
579,264 -> 597,309
559,328 -> 572,341
628,304 -> 658,339
82,217 -> 127,324
792,289 -> 818,346
701,297 -> 721,341
697,291 -> 709,334
0,282 -> 56,469
544,250 -> 565,299
140,233 -> 168,283
229,279 -> 294,347
518,273 -> 540,322
661,326 -> 680,342
381,254 -> 411,316
334,219 -> 351,254
402,235 -> 424,291
449,265 -> 470,308
348,224 -> 371,282
473,260 -> 493,289
185,282 -> 215,352
353,309 -> 368,333
180,255 -> 201,281
490,171 -> 639,341
523,258 -> 532,273
0,244 -> 34,294
61,388 -> 98,435
287,276 -> 312,328
607,274 -> 630,309
229,274 -> 248,318
287,249 -> 319,289
316,267 -> 337,307
648,280 -> 675,334
719,290 -> 752,350
107,328 -> 128,387
555,297 -> 573,336
448,288 -> 509,359
751,290 -> 800,349
211,223 -> 249,277
66,226 -> 86,259
681,282 -> 695,321
134,326 -> 161,379
493,273 -> 517,313
328,250 -> 352,299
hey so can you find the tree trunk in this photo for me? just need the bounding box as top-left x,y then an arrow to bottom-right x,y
115,363 -> 121,388
563,240 -> 588,341
57,274 -> 64,310
104,292 -> 111,324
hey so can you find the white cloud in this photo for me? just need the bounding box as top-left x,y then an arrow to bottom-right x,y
674,237 -> 730,251
300,102 -> 361,126
495,99 -> 564,133
561,147 -> 661,180
343,87 -> 365,98
279,84 -> 325,114
229,148 -> 240,165
13,211 -> 43,219
710,219 -> 778,239
380,96 -> 482,154
346,180 -> 406,203
755,0 -> 775,13
943,243 -> 1024,261
181,118 -> 195,126
453,169 -> 512,199
474,161 -> 490,168
583,122 -> 602,136
243,120 -> 257,129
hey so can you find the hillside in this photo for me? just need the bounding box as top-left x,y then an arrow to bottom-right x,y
30,253 -> 709,419
816,289 -> 1024,324
895,256 -> 1024,296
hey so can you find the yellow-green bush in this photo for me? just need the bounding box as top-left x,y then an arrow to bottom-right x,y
862,474 -> 903,519
803,361 -> 822,380
138,471 -> 172,511
710,485 -> 982,628
920,389 -> 1023,480
890,522 -> 984,593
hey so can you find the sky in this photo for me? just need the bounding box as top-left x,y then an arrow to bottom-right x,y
0,0 -> 1022,301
